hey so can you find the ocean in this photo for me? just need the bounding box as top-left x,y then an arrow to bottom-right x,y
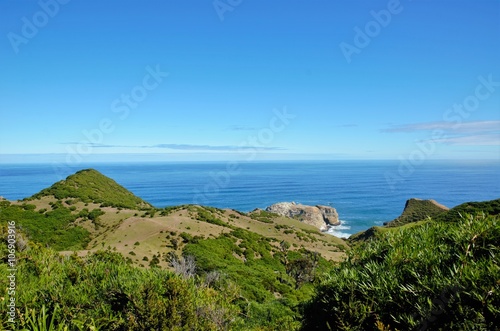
0,160 -> 499,238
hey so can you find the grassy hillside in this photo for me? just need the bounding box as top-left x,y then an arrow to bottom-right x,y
302,212 -> 500,330
1,170 -> 348,330
1,169 -> 346,261
0,201 -> 346,329
0,200 -> 90,251
348,219 -> 430,243
2,169 -> 497,330
29,169 -> 153,210
350,198 -> 499,244
384,198 -> 448,227
435,198 -> 500,222
72,205 -> 347,270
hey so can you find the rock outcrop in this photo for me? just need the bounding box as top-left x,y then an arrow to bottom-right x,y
265,202 -> 340,231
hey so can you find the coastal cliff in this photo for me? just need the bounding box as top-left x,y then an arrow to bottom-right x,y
265,202 -> 340,231
384,198 -> 449,227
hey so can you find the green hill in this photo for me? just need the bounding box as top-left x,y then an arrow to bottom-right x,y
384,198 -> 448,227
349,198 -> 500,244
29,169 -> 153,210
349,198 -> 448,243
436,198 -> 500,222
1,170 -> 348,330
3,169 -> 498,330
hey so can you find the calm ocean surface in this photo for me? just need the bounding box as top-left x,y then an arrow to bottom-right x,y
1,161 -> 499,238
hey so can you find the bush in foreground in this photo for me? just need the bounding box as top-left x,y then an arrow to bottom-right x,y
301,213 -> 500,330
0,246 -> 239,330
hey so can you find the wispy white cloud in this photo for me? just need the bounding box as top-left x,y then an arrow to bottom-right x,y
382,120 -> 500,133
383,120 -> 500,146
430,134 -> 500,146
334,124 -> 358,128
150,144 -> 285,151
226,125 -> 257,131
61,143 -> 286,151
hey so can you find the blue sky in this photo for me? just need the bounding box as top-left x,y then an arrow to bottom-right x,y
0,0 -> 499,162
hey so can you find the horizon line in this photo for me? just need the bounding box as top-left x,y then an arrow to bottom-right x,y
0,153 -> 499,164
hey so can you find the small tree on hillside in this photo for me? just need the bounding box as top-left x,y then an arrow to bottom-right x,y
287,258 -> 315,289
170,238 -> 179,250
279,240 -> 291,267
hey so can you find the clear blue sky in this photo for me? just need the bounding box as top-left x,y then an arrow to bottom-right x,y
1,0 -> 499,162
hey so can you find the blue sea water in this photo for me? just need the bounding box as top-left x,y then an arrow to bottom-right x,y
0,161 -> 499,238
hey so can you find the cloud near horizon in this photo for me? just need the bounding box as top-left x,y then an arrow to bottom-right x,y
61,143 -> 287,152
383,120 -> 500,146
382,120 -> 500,133
429,134 -> 500,146
226,125 -> 258,131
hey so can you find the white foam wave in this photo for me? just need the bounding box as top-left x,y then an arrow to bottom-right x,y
327,230 -> 352,239
332,224 -> 351,231
326,220 -> 352,238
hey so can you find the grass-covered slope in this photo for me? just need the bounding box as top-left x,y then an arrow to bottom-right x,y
0,203 -> 345,330
384,198 -> 448,227
436,198 -> 500,222
88,205 -> 346,269
348,220 -> 430,243
302,212 -> 500,330
350,198 -> 499,243
1,167 -> 498,330
0,200 -> 90,250
0,169 -> 153,251
29,169 -> 153,210
0,169 -> 346,329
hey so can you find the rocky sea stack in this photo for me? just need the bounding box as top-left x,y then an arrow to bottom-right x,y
265,202 -> 340,231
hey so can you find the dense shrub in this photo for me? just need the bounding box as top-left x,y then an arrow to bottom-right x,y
301,213 -> 500,330
183,227 -> 332,330
0,203 -> 90,251
195,207 -> 231,227
249,210 -> 279,223
436,198 -> 500,222
0,246 -> 239,330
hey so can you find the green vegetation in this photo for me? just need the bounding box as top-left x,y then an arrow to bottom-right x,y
194,206 -> 231,227
436,198 -> 500,222
384,198 -> 448,227
302,212 -> 500,330
29,169 -> 153,210
160,205 -> 188,216
350,198 -> 500,244
348,220 -> 430,243
1,170 -> 498,330
248,209 -> 280,223
0,244 -> 239,330
0,201 -> 90,251
183,227 -> 332,330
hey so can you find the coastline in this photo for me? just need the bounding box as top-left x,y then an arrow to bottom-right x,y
1,161 -> 499,237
